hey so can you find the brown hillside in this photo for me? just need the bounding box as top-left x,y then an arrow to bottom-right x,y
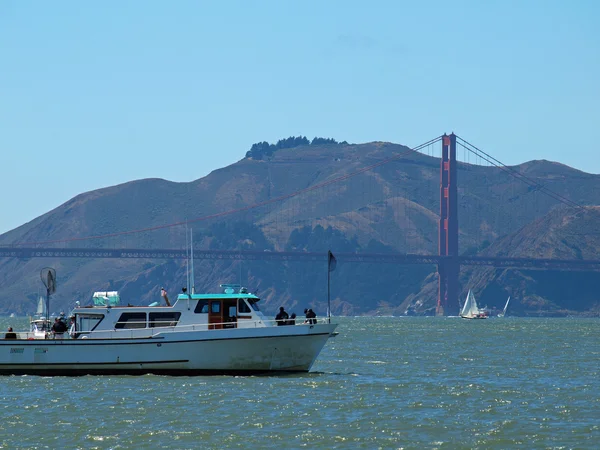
407,207 -> 600,316
1,140 -> 599,315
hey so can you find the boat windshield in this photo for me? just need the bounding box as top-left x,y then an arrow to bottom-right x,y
248,298 -> 260,311
77,314 -> 104,332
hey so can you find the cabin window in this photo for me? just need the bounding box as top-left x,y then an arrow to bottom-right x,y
78,314 -> 104,332
149,312 -> 182,328
115,312 -> 147,329
228,306 -> 237,318
249,298 -> 260,311
238,299 -> 251,314
194,300 -> 209,314
211,302 -> 221,313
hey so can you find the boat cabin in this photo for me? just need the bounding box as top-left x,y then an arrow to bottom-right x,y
70,285 -> 268,338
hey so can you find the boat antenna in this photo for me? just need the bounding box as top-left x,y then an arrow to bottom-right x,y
40,267 -> 56,325
190,227 -> 195,294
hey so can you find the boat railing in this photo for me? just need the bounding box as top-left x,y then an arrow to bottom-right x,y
3,331 -> 65,340
86,317 -> 328,339
2,317 -> 330,341
265,318 -> 324,327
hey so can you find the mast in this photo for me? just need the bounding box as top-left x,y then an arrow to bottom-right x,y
185,222 -> 190,293
190,228 -> 195,294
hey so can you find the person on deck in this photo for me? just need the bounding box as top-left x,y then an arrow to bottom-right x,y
52,317 -> 68,338
68,315 -> 77,338
288,313 -> 296,325
304,308 -> 317,325
161,287 -> 171,306
275,307 -> 289,326
4,327 -> 17,339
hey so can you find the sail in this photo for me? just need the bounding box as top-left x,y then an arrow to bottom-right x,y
36,296 -> 46,316
502,296 -> 511,315
459,291 -> 470,317
468,292 -> 481,317
461,290 -> 480,318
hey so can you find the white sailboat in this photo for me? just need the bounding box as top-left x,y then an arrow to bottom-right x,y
497,296 -> 511,318
36,296 -> 46,317
460,290 -> 487,319
30,295 -> 52,338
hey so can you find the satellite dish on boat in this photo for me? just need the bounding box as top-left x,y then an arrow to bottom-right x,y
40,267 -> 56,323
41,267 -> 57,294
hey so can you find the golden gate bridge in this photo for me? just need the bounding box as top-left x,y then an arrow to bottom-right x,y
1,133 -> 597,315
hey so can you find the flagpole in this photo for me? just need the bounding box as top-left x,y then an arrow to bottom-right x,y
327,263 -> 331,324
190,227 -> 195,294
327,251 -> 331,324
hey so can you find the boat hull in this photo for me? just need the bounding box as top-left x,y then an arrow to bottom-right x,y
0,324 -> 337,376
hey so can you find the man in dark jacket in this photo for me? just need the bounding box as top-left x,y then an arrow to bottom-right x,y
275,307 -> 289,326
304,308 -> 317,324
4,327 -> 17,339
52,318 -> 68,338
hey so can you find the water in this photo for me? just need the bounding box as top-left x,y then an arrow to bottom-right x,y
0,317 -> 598,449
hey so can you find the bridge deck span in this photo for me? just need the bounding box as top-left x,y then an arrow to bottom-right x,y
1,247 -> 600,271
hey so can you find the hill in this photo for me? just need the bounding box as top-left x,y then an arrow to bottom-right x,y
402,206 -> 600,316
1,139 -> 599,316
462,206 -> 600,316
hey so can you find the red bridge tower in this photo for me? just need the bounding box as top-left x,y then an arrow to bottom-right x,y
437,133 -> 460,316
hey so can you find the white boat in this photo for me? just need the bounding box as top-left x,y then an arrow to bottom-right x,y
0,285 -> 337,376
28,295 -> 52,338
497,296 -> 511,318
460,290 -> 488,320
30,318 -> 52,339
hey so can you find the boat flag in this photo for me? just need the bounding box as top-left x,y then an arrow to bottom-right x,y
327,250 -> 336,324
328,251 -> 337,273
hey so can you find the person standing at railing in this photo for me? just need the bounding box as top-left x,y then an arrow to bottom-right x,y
304,308 -> 317,325
288,313 -> 296,325
52,317 -> 68,339
275,307 -> 289,326
68,315 -> 77,338
4,327 -> 17,339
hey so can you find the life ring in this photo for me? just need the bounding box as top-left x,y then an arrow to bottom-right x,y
27,337 -> 34,340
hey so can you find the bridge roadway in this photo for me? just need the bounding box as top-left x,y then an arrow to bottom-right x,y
1,247 -> 600,271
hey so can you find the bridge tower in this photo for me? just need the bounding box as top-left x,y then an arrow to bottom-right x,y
437,133 -> 460,316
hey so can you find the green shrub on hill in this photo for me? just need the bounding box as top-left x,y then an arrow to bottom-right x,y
245,136 -> 348,159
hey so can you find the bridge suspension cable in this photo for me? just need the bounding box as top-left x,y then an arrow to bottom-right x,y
13,136 -> 443,247
456,135 -> 584,210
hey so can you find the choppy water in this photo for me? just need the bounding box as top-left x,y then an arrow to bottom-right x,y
0,316 -> 599,449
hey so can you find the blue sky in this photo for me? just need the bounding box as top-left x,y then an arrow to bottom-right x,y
1,0 -> 599,234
